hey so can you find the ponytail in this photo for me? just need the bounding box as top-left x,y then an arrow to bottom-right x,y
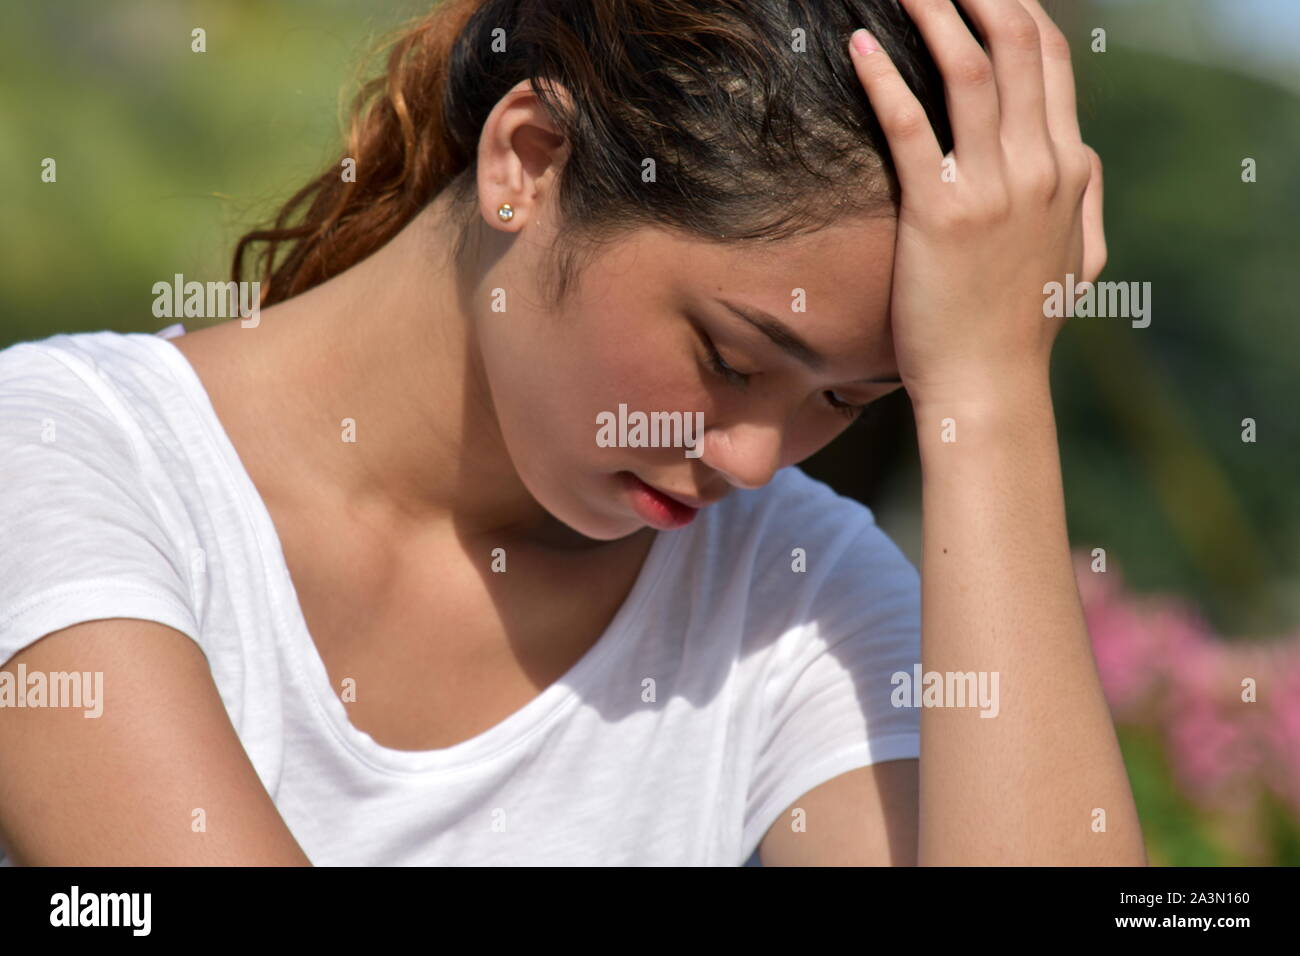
232,0 -> 485,307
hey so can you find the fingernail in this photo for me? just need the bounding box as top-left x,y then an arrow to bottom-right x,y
851,28 -> 880,55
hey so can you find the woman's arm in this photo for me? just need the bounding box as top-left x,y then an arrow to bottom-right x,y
849,0 -> 1145,864
0,619 -> 313,866
913,374 -> 1146,864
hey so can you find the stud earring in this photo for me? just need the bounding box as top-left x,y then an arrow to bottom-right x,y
497,202 -> 515,223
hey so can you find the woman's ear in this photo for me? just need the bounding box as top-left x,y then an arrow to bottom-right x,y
476,78 -> 571,232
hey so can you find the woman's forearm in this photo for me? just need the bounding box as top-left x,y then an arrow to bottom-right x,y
911,367 -> 1147,865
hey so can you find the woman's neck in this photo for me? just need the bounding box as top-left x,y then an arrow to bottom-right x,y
186,199 -> 611,552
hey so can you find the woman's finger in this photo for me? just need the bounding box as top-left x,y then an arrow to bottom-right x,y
952,0 -> 1052,155
1018,0 -> 1084,145
894,0 -> 1001,175
1080,145 -> 1106,281
848,28 -> 945,200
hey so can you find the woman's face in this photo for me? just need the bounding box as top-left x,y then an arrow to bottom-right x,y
471,212 -> 902,541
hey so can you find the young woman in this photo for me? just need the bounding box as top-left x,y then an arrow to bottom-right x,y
0,0 -> 1144,865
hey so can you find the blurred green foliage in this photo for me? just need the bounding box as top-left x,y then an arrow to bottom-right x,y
0,0 -> 427,344
1059,38 -> 1300,641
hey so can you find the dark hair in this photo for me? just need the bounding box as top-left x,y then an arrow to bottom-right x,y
233,0 -> 958,311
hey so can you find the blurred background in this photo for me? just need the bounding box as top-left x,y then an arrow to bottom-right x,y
2,0 -> 1296,864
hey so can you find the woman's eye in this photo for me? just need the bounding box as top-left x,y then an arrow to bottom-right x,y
825,390 -> 866,420
701,336 -> 751,387
695,324 -> 867,421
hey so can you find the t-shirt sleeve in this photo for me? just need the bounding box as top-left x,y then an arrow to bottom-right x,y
743,509 -> 922,855
0,344 -> 200,669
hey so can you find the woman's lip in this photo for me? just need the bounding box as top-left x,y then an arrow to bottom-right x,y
641,482 -> 704,511
630,474 -> 728,510
621,472 -> 699,529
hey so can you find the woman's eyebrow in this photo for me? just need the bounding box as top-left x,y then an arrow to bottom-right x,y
713,298 -> 902,384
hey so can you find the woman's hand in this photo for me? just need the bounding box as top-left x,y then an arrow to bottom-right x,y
848,0 -> 1106,408
844,2 -> 1147,866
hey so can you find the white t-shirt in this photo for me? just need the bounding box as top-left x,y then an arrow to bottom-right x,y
0,329 -> 921,866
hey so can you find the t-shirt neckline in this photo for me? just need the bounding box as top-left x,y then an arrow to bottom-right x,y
144,329 -> 686,776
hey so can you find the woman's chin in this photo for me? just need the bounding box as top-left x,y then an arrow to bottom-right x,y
531,501 -> 638,547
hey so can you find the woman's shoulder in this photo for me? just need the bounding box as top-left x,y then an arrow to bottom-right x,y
689,465 -> 919,625
0,329 -> 205,673
705,465 -> 893,560
1,330 -> 157,462
0,327 -> 217,509
0,324 -> 207,490
0,325 -> 222,568
0,327 -> 190,429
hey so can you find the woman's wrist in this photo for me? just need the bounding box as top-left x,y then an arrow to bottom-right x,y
908,363 -> 1056,446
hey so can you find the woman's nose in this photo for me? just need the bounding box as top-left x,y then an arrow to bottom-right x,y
700,421 -> 785,491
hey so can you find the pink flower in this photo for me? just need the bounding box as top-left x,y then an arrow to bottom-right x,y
1076,556 -> 1167,718
1073,550 -> 1300,822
